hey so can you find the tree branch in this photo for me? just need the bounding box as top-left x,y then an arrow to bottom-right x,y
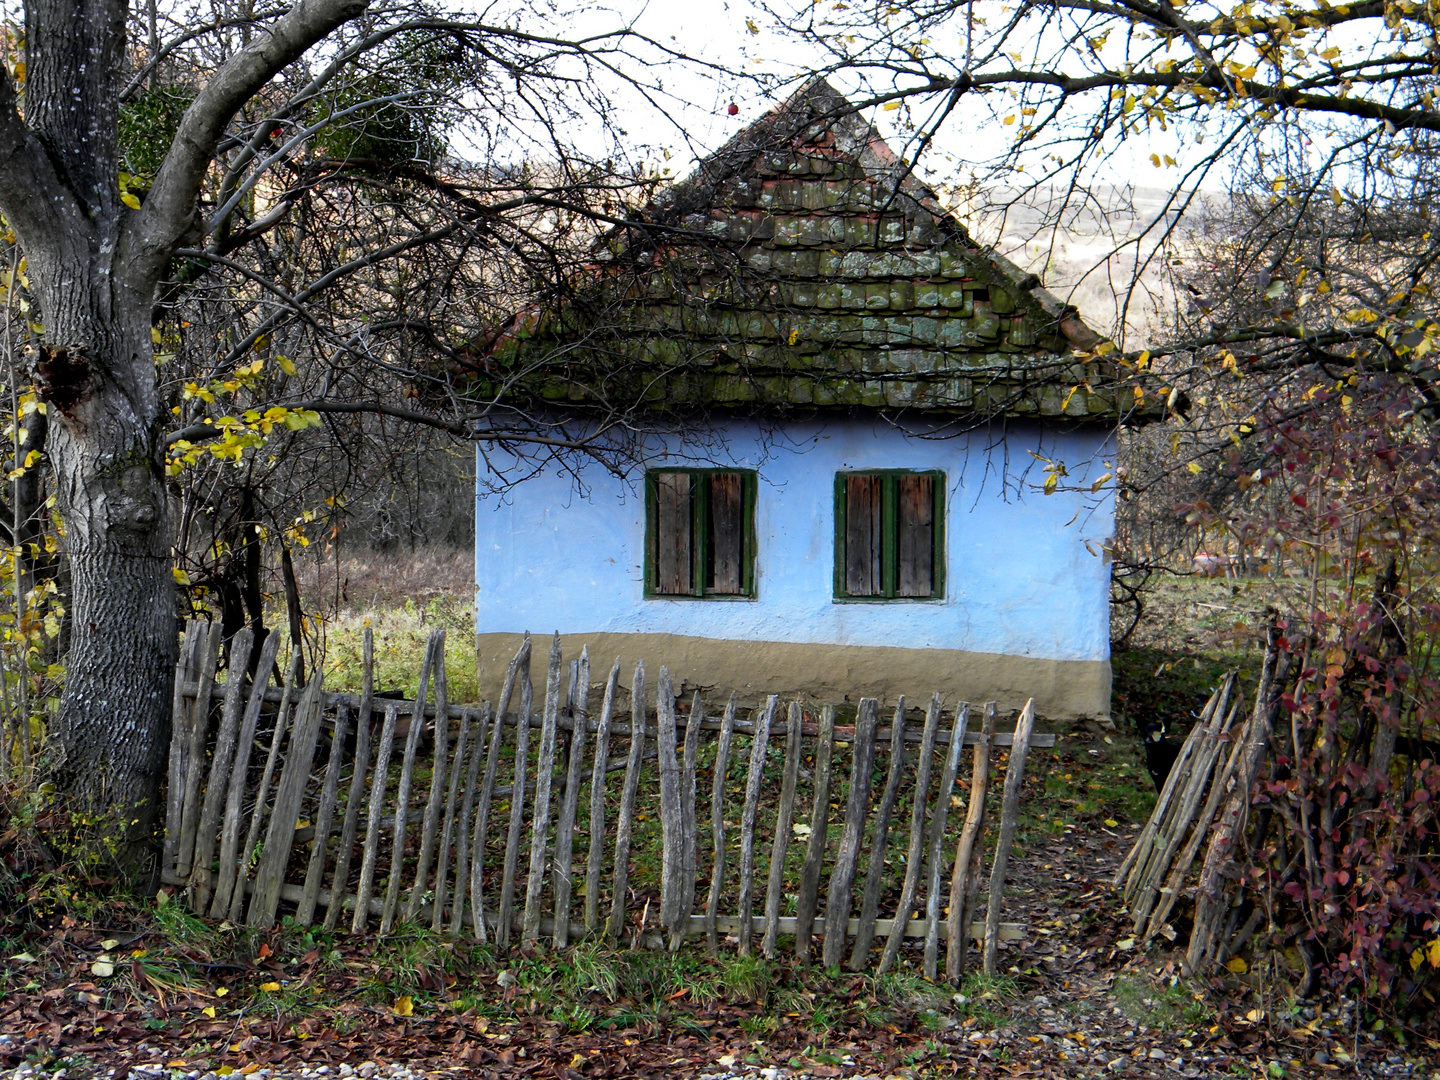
0,71 -> 91,267
119,0 -> 371,292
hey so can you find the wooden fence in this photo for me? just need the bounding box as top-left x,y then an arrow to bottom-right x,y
161,620 -> 1055,979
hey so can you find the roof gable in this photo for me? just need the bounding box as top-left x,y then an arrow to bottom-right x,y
481,79 -> 1132,420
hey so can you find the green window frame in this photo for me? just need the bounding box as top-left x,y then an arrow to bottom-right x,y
833,470 -> 945,601
644,469 -> 758,599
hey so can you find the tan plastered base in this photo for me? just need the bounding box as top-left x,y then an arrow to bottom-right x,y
474,630 -> 1111,720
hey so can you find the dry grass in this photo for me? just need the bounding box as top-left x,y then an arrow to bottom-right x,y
285,546 -> 479,700
293,544 -> 473,611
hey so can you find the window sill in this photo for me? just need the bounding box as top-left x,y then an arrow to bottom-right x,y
832,595 -> 946,604
643,594 -> 759,602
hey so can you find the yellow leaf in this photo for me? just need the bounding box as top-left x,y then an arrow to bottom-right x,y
1104,818 -> 1118,827
260,982 -> 281,992
1246,1008 -> 1265,1022
1429,938 -> 1440,967
394,995 -> 414,1017
1149,153 -> 1161,167
215,987 -> 229,996
173,568 -> 191,586
883,101 -> 900,111
276,354 -> 297,376
121,192 -> 141,210
216,1068 -> 234,1077
1225,957 -> 1247,973
787,328 -> 800,346
1003,115 -> 1016,125
241,1065 -> 262,1075
202,1006 -> 217,1019
12,60 -> 25,83
1412,947 -> 1425,971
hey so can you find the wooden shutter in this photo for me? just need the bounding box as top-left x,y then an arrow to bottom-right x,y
896,473 -> 935,597
708,472 -> 744,595
844,475 -> 883,597
655,472 -> 693,595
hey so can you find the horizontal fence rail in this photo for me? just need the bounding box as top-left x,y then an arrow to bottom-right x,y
162,622 -> 1054,978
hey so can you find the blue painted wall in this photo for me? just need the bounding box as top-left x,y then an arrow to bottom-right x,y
475,417 -> 1115,663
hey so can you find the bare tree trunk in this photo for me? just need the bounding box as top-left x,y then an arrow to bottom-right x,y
43,338 -> 177,866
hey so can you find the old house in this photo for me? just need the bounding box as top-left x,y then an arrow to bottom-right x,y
472,79 -> 1138,717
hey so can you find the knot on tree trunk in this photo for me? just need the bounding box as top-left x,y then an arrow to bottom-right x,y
33,344 -> 93,415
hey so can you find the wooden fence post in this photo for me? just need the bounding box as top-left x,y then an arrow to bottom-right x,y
822,697 -> 877,968
946,701 -> 996,980
761,702 -> 803,958
211,631 -> 281,919
584,659 -> 620,934
878,694 -> 942,974
324,627 -> 376,931
606,661 -> 647,940
247,674 -> 326,930
849,699 -> 905,970
522,634 -> 564,944
735,696 -> 777,956
983,699 -> 1035,976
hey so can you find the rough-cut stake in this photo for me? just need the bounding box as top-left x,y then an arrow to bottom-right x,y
472,635 -> 530,943
187,629 -> 255,911
656,667 -> 685,942
1190,631 -> 1283,970
296,703 -> 350,926
352,702 -> 400,934
1143,698 -> 1245,942
324,628 -> 375,931
735,696 -> 778,956
947,701 -> 996,980
382,634 -> 438,934
164,622 -> 203,878
450,706 -> 489,936
585,659 -> 620,933
432,699 -> 470,932
1129,685 -> 1236,931
553,649 -> 590,947
704,694 -> 737,953
878,694 -> 943,974
176,623 -> 223,879
606,662 -> 648,939
1113,689 -> 1219,891
211,631 -> 281,919
983,699 -> 1036,976
1123,684 -> 1231,902
674,689 -> 704,950
849,698 -> 907,969
822,698 -> 878,968
497,646 -> 536,948
762,701 -> 804,957
405,630 -> 450,923
796,704 -> 837,964
248,675 -> 326,930
522,634 -> 565,944
229,652 -> 300,924
922,703 -> 970,979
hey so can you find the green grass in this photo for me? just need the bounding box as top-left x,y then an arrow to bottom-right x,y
1112,972 -> 1211,1031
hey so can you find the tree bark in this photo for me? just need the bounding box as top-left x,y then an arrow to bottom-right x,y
0,0 -> 370,869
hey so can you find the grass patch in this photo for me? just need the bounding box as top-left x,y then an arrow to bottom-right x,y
1112,972 -> 1212,1031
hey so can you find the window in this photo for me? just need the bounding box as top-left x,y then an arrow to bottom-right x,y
645,470 -> 757,598
834,471 -> 945,600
